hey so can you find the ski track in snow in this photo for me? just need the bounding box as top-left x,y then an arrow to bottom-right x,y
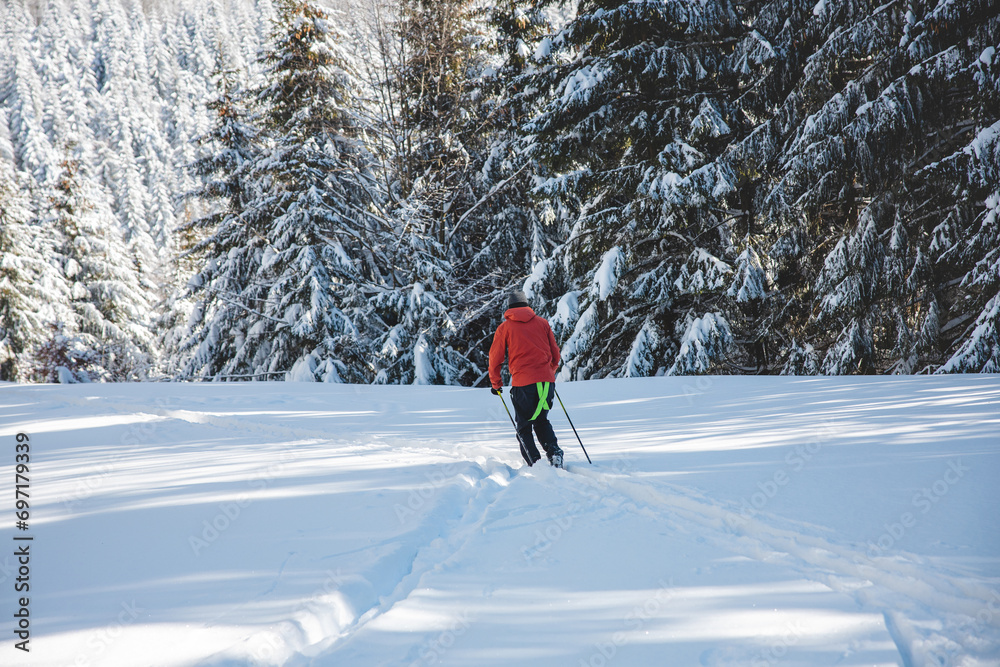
5,379 -> 998,667
82,394 -> 1000,664
564,466 -> 1000,665
286,461 -> 515,665
331,436 -> 1000,667
51,392 -> 529,666
49,391 -> 1000,664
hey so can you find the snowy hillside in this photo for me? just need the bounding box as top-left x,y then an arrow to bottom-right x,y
1,376 -> 998,666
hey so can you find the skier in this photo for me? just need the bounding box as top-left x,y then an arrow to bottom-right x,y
489,290 -> 565,468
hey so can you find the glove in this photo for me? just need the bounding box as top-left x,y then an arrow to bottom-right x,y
490,387 -> 502,396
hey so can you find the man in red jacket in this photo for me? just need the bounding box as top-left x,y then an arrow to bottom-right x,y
489,290 -> 564,468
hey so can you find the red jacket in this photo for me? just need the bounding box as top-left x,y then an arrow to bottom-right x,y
489,307 -> 560,389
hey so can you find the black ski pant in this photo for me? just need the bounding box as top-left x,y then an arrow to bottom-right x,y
511,382 -> 562,466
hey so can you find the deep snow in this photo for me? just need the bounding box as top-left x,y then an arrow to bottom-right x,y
0,376 -> 998,666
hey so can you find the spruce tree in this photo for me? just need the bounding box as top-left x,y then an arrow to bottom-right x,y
0,134 -> 57,381
938,21 -> 1000,373
456,0 -> 562,378
175,68 -> 263,379
187,0 -> 384,382
392,0 -> 482,243
516,0 -> 746,378
726,0 -> 1000,374
2,2 -> 58,186
49,156 -> 154,380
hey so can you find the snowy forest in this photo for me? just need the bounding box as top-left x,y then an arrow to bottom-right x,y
0,0 -> 998,385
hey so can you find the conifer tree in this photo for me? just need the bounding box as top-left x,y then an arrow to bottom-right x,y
49,156 -> 154,380
90,0 -> 162,278
392,0 -> 482,243
0,133 -> 57,381
185,0 -> 384,382
35,0 -> 99,171
724,0 -> 999,374
938,24 -> 1000,373
454,0 -> 562,377
4,0 -> 998,382
2,3 -> 58,186
174,68 -> 262,378
516,0 -> 746,378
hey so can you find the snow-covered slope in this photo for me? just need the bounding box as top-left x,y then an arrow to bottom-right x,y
1,376 -> 998,666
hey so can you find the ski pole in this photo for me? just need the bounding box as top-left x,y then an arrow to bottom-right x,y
498,393 -> 531,464
554,389 -> 592,464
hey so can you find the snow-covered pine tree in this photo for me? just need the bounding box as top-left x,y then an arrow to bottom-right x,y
937,16 -> 1000,373
374,0 -> 564,385
452,0 -> 562,376
222,0 -> 383,382
161,5 -> 217,186
4,0 -> 996,382
474,0 -> 558,264
174,67 -> 263,379
370,264 -> 478,385
728,0 -> 1000,374
701,0 -> 876,374
34,0 -> 100,172
0,119 -> 59,381
724,241 -> 773,371
89,0 -> 160,276
48,156 -> 155,381
2,2 -> 59,187
2,0 -> 342,382
515,0 -> 746,379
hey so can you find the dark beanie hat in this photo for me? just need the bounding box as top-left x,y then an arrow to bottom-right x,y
508,290 -> 530,309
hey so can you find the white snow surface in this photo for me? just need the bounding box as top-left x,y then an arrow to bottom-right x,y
1,376 -> 999,667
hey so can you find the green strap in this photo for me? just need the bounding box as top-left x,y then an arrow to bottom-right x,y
530,382 -> 552,421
